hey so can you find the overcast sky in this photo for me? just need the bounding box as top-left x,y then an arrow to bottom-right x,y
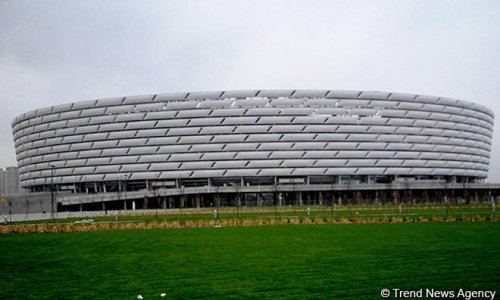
0,0 -> 499,180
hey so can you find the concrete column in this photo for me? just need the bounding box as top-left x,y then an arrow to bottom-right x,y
123,200 -> 127,210
162,197 -> 167,209
196,195 -> 200,208
132,201 -> 136,211
297,192 -> 303,206
180,195 -> 185,208
79,204 -> 83,212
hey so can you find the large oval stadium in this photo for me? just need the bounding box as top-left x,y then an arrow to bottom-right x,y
11,90 -> 495,210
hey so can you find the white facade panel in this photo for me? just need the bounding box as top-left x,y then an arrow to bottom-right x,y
12,90 -> 493,188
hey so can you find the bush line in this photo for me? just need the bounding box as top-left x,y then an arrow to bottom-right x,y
0,215 -> 498,234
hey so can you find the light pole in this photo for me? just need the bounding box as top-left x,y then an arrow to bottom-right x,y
50,165 -> 55,222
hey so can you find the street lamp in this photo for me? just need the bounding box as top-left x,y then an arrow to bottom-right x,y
50,165 -> 55,222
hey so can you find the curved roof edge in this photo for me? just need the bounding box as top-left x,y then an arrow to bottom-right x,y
11,89 -> 495,126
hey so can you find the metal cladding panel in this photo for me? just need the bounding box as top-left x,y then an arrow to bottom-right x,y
402,160 -> 426,167
294,168 -> 326,176
247,134 -> 281,142
224,143 -> 258,151
358,91 -> 390,99
179,136 -> 212,144
136,129 -> 167,137
357,143 -> 386,150
235,99 -> 269,107
106,105 -> 134,114
393,151 -> 420,159
387,118 -> 413,126
177,109 -> 211,118
224,169 -> 260,177
337,125 -> 367,133
315,159 -> 347,167
327,90 -> 361,99
75,125 -> 98,134
236,126 -> 269,133
347,134 -> 378,142
191,170 -> 225,178
169,153 -> 202,161
270,98 -> 304,107
281,159 -> 315,167
346,159 -> 377,167
259,168 -> 294,176
292,116 -> 327,123
95,165 -> 122,173
149,162 -> 181,171
235,152 -> 271,159
190,117 -> 224,126
135,103 -> 164,112
293,142 -> 326,150
315,133 -> 346,141
359,117 -> 388,125
120,164 -> 149,172
138,154 -> 169,163
154,92 -> 188,102
326,142 -> 357,150
366,151 -> 395,159
420,152 -> 441,160
247,160 -> 281,168
190,144 -> 224,152
80,107 -> 106,117
81,174 -> 105,182
303,151 -> 337,159
356,168 -> 386,175
304,125 -> 338,133
157,145 -> 190,153
159,171 -> 191,179
246,108 -> 281,115
213,161 -> 247,169
212,135 -> 247,143
221,90 -> 259,98
126,121 -> 156,130
259,143 -> 294,150
179,161 -> 213,170
325,168 -> 357,175
412,144 -> 434,151
128,146 -> 158,155
258,116 -> 294,124
198,100 -> 232,108
212,109 -> 247,117
144,111 -> 177,120
201,152 -> 236,160
200,126 -> 233,134
222,116 -> 258,124
336,151 -> 368,158
116,139 -> 146,148
385,168 -> 412,175
281,134 -> 316,142
123,95 -> 155,104
168,127 -> 200,136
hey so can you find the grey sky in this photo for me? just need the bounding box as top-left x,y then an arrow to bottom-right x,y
1,0 -> 499,180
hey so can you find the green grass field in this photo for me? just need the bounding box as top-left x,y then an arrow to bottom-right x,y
0,222 -> 498,299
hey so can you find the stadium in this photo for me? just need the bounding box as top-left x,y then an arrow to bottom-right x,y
10,90 -> 497,211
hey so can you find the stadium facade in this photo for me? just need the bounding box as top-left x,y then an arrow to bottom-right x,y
11,90 -> 497,210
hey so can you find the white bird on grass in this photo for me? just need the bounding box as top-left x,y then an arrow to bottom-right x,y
160,292 -> 167,297
137,295 -> 143,299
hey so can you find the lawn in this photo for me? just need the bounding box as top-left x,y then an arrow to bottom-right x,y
0,222 -> 498,299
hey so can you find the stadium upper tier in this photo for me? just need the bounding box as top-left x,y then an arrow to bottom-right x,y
12,90 -> 494,190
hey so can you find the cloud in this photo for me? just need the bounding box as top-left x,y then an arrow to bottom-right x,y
0,0 -> 499,180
